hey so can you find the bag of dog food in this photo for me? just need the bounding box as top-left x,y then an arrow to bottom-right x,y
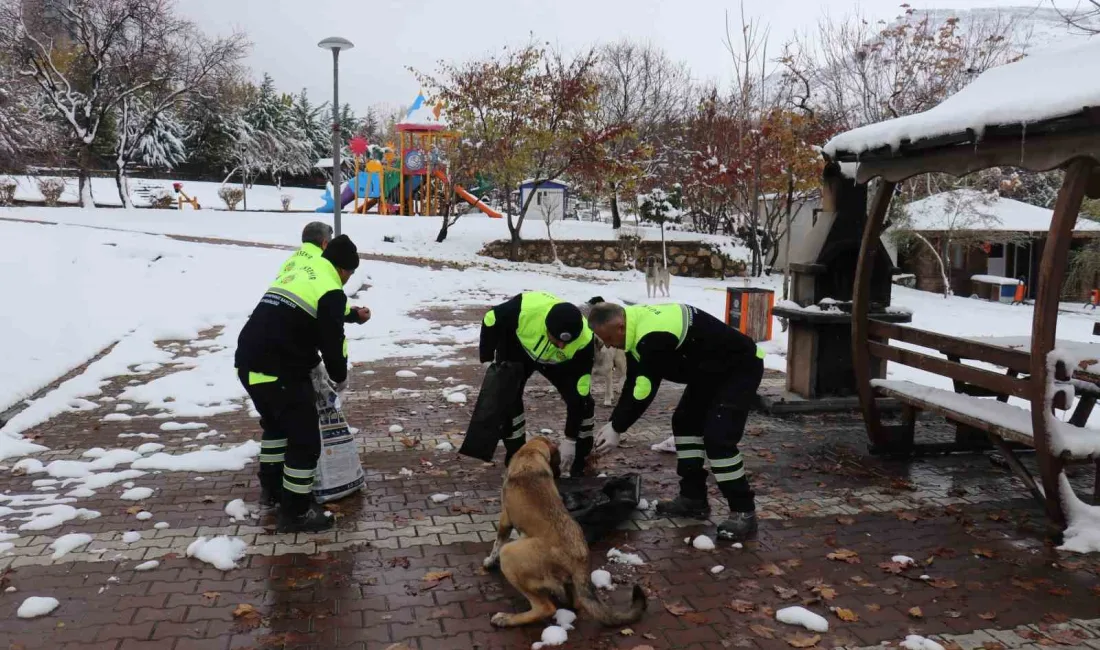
459,361 -> 525,462
311,367 -> 365,503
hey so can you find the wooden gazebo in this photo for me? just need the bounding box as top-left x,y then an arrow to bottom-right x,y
824,41 -> 1100,532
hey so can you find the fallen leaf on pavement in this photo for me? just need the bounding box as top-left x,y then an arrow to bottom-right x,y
729,599 -> 756,613
773,585 -> 799,600
232,603 -> 262,630
202,591 -> 220,601
630,646 -> 655,650
1043,612 -> 1070,624
896,510 -> 919,522
749,624 -> 777,639
929,578 -> 958,589
449,504 -> 482,515
756,563 -> 785,577
383,645 -> 415,650
866,603 -> 881,612
620,628 -> 633,636
979,611 -> 997,620
663,601 -> 694,616
833,607 -> 859,622
399,437 -> 418,449
125,505 -> 144,515
907,606 -> 923,619
683,612 -> 709,625
826,549 -> 860,564
836,516 -> 855,525
420,571 -> 453,590
1048,586 -> 1071,597
643,633 -> 657,640
781,559 -> 802,569
1049,629 -> 1086,645
980,642 -> 1006,650
878,561 -> 907,574
1011,577 -> 1036,591
388,556 -> 410,569
812,585 -> 838,600
971,547 -> 996,559
787,634 -> 821,648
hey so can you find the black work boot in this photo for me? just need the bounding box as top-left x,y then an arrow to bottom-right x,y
717,511 -> 758,542
258,471 -> 281,508
656,495 -> 711,520
276,500 -> 334,534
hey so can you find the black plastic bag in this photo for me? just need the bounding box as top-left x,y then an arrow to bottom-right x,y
459,361 -> 525,462
558,473 -> 642,542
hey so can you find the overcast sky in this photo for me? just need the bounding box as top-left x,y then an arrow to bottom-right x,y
178,0 -> 1056,113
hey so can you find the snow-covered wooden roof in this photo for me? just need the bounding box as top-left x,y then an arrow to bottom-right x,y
825,39 -> 1100,161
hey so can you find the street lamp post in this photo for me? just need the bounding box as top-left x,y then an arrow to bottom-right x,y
318,36 -> 354,237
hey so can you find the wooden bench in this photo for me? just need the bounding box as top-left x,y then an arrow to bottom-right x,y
864,320 -> 1100,503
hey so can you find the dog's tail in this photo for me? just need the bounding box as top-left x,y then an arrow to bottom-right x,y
572,568 -> 647,626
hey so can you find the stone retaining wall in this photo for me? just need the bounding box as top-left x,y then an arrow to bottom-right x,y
478,239 -> 743,278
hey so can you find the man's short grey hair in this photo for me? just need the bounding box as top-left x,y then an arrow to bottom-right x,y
302,221 -> 334,246
587,302 -> 626,328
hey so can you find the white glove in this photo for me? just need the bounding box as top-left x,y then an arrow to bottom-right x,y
593,423 -> 620,455
333,380 -> 348,395
559,438 -> 576,475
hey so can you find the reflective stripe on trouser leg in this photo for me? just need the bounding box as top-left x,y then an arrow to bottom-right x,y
674,436 -> 705,461
709,452 -> 745,483
504,414 -> 526,441
674,435 -> 708,499
260,438 -> 287,464
282,465 -> 314,494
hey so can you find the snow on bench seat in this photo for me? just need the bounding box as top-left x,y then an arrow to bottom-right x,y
871,379 -> 1100,458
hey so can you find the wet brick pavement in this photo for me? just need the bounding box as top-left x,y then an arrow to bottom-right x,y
1,285 -> 1099,650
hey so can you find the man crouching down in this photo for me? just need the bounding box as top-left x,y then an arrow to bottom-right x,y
479,291 -> 596,476
587,302 -> 765,542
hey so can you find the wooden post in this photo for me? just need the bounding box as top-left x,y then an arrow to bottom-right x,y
1029,157 -> 1095,527
851,179 -> 897,450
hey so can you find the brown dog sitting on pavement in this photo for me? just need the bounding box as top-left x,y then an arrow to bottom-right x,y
483,436 -> 648,627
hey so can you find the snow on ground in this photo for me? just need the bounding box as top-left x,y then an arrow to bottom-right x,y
16,596 -> 59,619
186,536 -> 248,570
590,569 -> 613,589
776,606 -> 829,632
48,533 -> 93,559
607,548 -> 645,566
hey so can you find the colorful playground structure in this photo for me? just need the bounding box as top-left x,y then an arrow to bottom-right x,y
316,93 -> 501,218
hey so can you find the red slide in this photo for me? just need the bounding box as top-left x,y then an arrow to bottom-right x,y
432,169 -> 502,218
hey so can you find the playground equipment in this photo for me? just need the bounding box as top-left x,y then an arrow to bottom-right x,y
315,92 -> 501,218
172,182 -> 200,210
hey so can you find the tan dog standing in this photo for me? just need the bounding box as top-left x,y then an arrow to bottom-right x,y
483,437 -> 647,627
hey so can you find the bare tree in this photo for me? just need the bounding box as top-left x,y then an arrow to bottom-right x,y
538,191 -> 563,265
1054,0 -> 1100,34
0,0 -> 247,207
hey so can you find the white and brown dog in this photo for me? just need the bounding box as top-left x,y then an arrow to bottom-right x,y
585,297 -> 628,407
644,256 -> 670,298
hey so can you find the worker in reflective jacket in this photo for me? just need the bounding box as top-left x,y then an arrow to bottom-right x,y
588,301 -> 765,542
235,235 -> 368,534
479,291 -> 596,475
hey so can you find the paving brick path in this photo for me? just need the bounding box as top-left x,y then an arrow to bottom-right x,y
0,232 -> 1098,649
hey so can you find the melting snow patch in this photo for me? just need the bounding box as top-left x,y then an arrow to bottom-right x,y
553,609 -> 576,630
399,468 -> 413,477
590,570 -> 613,589
135,511 -> 153,521
892,555 -> 916,566
776,606 -> 829,632
122,531 -> 141,544
160,422 -> 207,431
101,413 -> 132,422
396,370 -> 418,378
425,376 -> 439,382
692,535 -> 715,550
430,493 -> 451,503
131,440 -> 258,472
154,522 -> 170,529
901,636 -> 946,650
186,536 -> 247,570
118,433 -> 159,439
135,443 -> 165,454
224,499 -> 252,522
636,498 -> 650,511
1057,473 -> 1100,553
19,505 -> 100,531
133,560 -> 159,571
49,533 -> 93,559
389,424 -> 404,434
17,596 -> 59,618
435,442 -> 454,451
120,487 -> 153,501
607,548 -> 645,566
532,625 -> 568,649
711,565 -> 725,574
446,392 -> 467,404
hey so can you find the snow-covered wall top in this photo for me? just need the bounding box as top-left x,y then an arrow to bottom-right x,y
903,189 -> 1100,232
824,38 -> 1100,157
